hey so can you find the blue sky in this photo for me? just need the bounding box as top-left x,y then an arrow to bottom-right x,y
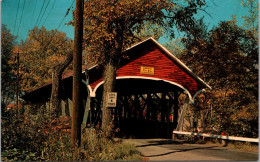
199,0 -> 248,28
2,0 -> 75,41
1,0 -> 253,43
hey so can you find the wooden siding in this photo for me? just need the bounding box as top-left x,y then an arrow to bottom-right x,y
89,46 -> 201,97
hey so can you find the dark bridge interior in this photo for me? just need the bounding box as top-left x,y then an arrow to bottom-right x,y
87,78 -> 184,139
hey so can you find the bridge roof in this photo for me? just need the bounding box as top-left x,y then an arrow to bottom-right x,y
88,37 -> 211,101
22,37 -> 210,102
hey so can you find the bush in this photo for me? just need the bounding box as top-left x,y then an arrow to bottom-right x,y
1,149 -> 38,161
1,111 -> 47,161
1,110 -> 142,161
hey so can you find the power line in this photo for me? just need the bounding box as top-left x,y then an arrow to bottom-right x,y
42,0 -> 57,26
31,0 -> 38,22
46,0 -> 75,48
31,0 -> 75,56
37,0 -> 51,27
29,0 -> 46,45
35,0 -> 46,27
26,0 -> 75,56
16,0 -> 26,35
57,0 -> 75,30
13,0 -> 20,33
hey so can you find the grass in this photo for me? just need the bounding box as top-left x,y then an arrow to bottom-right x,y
211,140 -> 259,152
201,138 -> 259,152
1,110 -> 143,161
177,134 -> 258,153
78,127 -> 143,161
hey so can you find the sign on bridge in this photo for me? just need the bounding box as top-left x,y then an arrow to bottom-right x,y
107,92 -> 117,107
140,66 -> 154,75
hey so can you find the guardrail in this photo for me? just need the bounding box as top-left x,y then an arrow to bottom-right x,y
173,131 -> 259,143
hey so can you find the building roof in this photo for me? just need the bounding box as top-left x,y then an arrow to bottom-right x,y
22,37 -> 211,101
124,37 -> 211,89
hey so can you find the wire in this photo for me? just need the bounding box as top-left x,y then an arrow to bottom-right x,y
24,0 -> 75,59
47,0 -> 75,47
31,0 -> 38,21
57,0 -> 75,30
35,0 -> 46,28
30,0 -> 75,56
28,0 -> 46,45
16,0 -> 26,35
42,0 -> 57,26
37,0 -> 51,27
13,0 -> 20,34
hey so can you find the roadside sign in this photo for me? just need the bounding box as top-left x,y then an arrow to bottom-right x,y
107,92 -> 117,107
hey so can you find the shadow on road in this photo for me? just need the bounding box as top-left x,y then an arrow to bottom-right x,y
136,140 -> 184,147
130,139 -> 258,161
135,139 -> 228,158
143,146 -> 219,157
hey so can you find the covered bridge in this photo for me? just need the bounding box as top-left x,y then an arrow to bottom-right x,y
22,37 -> 211,138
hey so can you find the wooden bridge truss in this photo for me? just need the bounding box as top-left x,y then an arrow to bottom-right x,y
86,90 -> 182,138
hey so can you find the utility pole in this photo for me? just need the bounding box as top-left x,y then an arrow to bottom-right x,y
14,48 -> 26,112
16,49 -> 20,110
72,0 -> 83,147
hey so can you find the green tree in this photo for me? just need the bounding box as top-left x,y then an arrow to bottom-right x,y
1,25 -> 17,108
81,0 -> 206,133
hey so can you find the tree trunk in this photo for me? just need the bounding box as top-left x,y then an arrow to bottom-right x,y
101,22 -> 124,136
50,52 -> 73,117
101,62 -> 117,135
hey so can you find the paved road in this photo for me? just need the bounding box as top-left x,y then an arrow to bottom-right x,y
124,139 -> 258,161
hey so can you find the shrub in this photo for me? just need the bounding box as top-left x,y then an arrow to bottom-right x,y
1,110 -> 47,161
1,110 -> 142,161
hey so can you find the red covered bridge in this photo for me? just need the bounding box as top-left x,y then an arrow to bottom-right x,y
22,37 -> 211,138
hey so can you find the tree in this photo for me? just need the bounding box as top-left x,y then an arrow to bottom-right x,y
1,25 -> 17,108
50,52 -> 73,117
242,0 -> 259,31
18,26 -> 73,93
179,19 -> 258,137
19,26 -> 74,117
80,0 -> 206,133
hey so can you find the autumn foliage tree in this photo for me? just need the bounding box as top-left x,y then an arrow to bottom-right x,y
179,19 -> 258,137
80,0 -> 206,133
1,25 -> 17,108
18,26 -> 73,92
